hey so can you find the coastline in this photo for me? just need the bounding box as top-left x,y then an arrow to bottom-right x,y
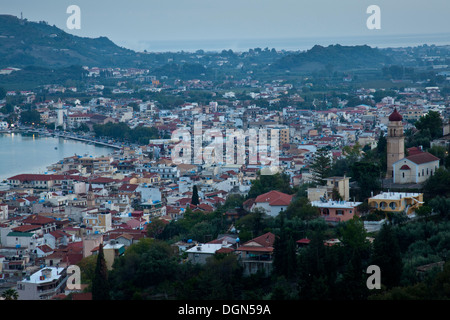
0,129 -> 120,182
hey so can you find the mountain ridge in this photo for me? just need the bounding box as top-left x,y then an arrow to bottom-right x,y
0,14 -> 136,68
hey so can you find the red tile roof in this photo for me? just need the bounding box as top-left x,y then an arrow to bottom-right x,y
407,147 -> 423,156
22,214 -> 55,225
37,244 -> 54,253
118,184 -> 138,192
236,232 -> 276,253
297,238 -> 311,245
406,152 -> 440,165
12,225 -> 40,233
254,190 -> 293,206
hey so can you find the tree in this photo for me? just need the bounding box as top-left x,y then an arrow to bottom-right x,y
235,208 -> 266,242
1,288 -> 18,300
339,217 -> 371,254
351,161 -> 382,201
297,230 -> 340,300
335,217 -> 372,299
342,142 -> 363,161
370,223 -> 403,288
20,110 -> 41,125
414,111 -> 443,140
0,103 -> 14,115
191,185 -> 200,206
428,145 -> 448,167
246,172 -> 292,199
310,148 -> 331,185
422,167 -> 450,199
77,255 -> 97,288
146,218 -> 168,239
91,243 -> 110,300
376,132 -> 387,174
109,239 -> 180,299
415,205 -> 432,219
273,213 -> 297,279
429,196 -> 450,219
285,196 -> 319,220
0,87 -> 6,100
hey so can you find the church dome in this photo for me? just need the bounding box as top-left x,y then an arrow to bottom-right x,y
389,108 -> 403,121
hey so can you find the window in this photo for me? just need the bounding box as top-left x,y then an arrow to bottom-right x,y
389,202 -> 396,210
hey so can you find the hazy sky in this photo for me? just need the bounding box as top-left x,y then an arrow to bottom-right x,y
2,0 -> 450,51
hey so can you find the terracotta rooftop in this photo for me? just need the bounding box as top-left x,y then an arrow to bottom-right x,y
406,152 -> 440,165
254,190 -> 293,206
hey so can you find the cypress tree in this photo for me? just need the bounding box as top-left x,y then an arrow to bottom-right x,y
92,243 -> 111,300
310,148 -> 331,186
371,223 -> 403,288
191,185 -> 200,206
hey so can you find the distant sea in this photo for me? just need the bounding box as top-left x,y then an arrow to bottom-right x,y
124,33 -> 450,53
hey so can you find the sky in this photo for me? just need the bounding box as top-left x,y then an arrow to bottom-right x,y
2,0 -> 450,52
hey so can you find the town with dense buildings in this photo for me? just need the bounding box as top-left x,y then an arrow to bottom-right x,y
0,14 -> 450,301
0,73 -> 449,300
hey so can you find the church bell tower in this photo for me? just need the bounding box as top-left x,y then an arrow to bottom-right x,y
386,108 -> 404,178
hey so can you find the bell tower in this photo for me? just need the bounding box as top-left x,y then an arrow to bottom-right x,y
87,183 -> 95,207
386,108 -> 404,178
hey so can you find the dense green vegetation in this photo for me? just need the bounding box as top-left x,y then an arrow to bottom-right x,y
271,44 -> 392,73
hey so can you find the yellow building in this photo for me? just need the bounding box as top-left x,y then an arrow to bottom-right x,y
103,241 -> 125,270
368,192 -> 424,215
83,211 -> 112,233
307,176 -> 351,202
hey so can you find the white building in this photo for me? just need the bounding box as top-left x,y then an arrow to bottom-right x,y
186,243 -> 233,264
251,190 -> 294,217
393,151 -> 440,184
0,121 -> 9,130
17,267 -> 68,300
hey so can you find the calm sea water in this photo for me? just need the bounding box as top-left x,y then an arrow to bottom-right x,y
128,33 -> 450,52
0,133 -> 114,181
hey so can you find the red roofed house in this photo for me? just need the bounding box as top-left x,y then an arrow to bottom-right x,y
7,174 -> 67,189
250,190 -> 293,217
21,214 -> 57,234
393,151 -> 440,184
235,232 -> 276,276
36,244 -> 54,258
118,184 -> 139,193
44,230 -> 73,249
